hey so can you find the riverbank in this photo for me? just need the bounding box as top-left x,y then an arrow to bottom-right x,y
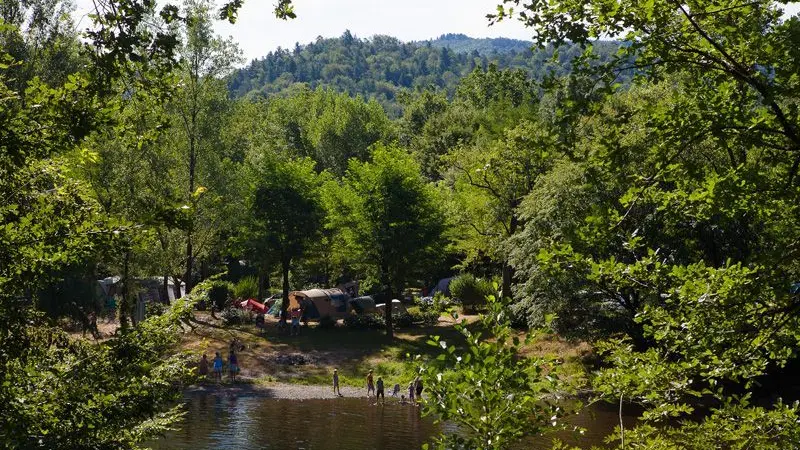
178,311 -> 591,391
186,381 -> 394,399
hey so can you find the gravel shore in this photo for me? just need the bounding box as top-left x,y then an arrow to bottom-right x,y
186,381 -> 370,400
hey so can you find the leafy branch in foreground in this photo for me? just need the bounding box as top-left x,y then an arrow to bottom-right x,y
0,296 -> 199,448
421,296 -> 580,450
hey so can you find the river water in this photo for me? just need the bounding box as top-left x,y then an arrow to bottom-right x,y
149,392 -> 636,449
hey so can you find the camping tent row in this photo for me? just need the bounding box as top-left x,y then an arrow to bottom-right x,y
262,288 -> 405,320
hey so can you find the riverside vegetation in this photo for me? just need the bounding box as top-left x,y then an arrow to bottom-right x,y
2,0 -> 800,449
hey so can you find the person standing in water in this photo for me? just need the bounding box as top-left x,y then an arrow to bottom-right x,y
198,354 -> 209,378
333,369 -> 341,396
366,370 -> 375,397
229,351 -> 239,382
376,376 -> 385,403
212,352 -> 223,382
414,375 -> 423,402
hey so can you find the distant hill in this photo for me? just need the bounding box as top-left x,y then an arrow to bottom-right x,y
228,31 -> 622,116
423,33 -> 533,54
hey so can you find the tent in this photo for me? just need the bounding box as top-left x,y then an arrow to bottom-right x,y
374,299 -> 407,315
267,298 -> 283,317
431,277 -> 453,297
288,288 -> 351,320
349,296 -> 377,314
239,298 -> 267,314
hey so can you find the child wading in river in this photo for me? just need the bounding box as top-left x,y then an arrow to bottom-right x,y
376,376 -> 385,404
366,370 -> 375,397
333,369 -> 342,396
212,352 -> 223,382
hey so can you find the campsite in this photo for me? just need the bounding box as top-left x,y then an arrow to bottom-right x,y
6,0 -> 800,448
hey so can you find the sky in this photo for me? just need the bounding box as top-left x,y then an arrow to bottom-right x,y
74,0 -> 800,64
73,0 -> 536,63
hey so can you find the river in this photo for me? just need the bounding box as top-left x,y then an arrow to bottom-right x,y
149,392 -> 637,449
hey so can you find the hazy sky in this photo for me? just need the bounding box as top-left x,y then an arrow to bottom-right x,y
74,0 -> 800,64
73,0 -> 537,62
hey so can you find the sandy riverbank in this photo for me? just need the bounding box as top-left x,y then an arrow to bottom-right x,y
185,381 -> 405,400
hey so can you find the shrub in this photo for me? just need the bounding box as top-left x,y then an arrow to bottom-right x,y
221,307 -> 251,325
407,306 -> 440,327
146,301 -> 169,318
394,311 -> 414,328
344,313 -> 385,330
318,315 -> 337,329
449,273 -> 494,313
208,280 -> 233,312
233,276 -> 258,300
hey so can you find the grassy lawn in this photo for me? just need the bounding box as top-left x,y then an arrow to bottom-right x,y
180,312 -> 590,389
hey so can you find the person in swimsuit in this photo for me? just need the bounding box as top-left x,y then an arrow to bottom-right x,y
290,308 -> 302,336
376,376 -> 385,403
414,375 -> 423,401
366,370 -> 375,397
228,351 -> 239,382
333,368 -> 341,396
198,354 -> 209,378
408,381 -> 415,402
212,352 -> 223,382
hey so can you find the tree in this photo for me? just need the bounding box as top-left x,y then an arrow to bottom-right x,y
243,154 -> 326,316
421,296 -> 571,450
172,0 -> 242,294
323,144 -> 445,338
495,0 -> 800,446
444,119 -> 556,300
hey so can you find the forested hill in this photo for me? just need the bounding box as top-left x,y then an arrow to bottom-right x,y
423,33 -> 533,54
227,31 -> 621,115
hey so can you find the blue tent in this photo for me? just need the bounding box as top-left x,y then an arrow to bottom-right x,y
431,277 -> 453,297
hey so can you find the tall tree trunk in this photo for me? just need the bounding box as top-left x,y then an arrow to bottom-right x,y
185,119 -> 196,294
501,261 -> 513,301
162,274 -> 170,304
281,257 -> 291,315
381,263 -> 393,339
171,275 -> 183,300
501,214 -> 518,300
184,231 -> 193,294
119,250 -> 130,332
258,263 -> 268,302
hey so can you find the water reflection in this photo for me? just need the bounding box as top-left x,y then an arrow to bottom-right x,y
150,393 -> 636,450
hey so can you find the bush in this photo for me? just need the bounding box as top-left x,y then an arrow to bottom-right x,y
449,273 -> 494,313
343,313 -> 385,330
146,301 -> 168,318
394,311 -> 414,328
208,280 -> 233,312
220,307 -> 252,325
407,306 -> 440,327
233,276 -> 258,300
318,315 -> 337,329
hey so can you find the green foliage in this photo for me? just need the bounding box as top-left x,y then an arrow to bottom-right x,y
421,297 -> 574,450
343,313 -> 385,330
322,144 -> 446,336
220,306 -> 251,325
405,305 -> 440,327
229,33 -> 624,115
208,280 -> 233,310
448,273 -> 494,312
233,275 -> 258,300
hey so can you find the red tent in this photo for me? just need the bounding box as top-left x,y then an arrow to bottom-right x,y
239,298 -> 266,314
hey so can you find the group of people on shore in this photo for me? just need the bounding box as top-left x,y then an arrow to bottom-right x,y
332,368 -> 424,405
198,339 -> 243,382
